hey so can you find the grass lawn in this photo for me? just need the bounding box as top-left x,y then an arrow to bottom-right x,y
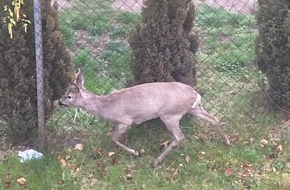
1,1 -> 290,190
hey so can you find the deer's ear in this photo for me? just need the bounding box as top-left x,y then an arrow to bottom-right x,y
74,68 -> 84,87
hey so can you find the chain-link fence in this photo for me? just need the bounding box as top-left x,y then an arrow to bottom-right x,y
48,0 -> 277,139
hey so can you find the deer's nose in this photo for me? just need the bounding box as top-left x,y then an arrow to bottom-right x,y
58,100 -> 66,107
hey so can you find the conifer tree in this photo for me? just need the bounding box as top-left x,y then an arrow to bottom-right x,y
255,0 -> 290,111
0,0 -> 71,143
128,0 -> 198,86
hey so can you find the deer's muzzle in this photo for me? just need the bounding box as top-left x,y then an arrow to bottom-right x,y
58,100 -> 67,107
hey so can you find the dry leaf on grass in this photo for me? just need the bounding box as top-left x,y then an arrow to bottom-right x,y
224,167 -> 234,176
17,177 -> 26,186
123,173 -> 133,181
70,163 -> 78,172
107,152 -> 115,158
276,144 -> 283,152
160,140 -> 170,149
259,139 -> 268,147
4,181 -> 11,189
111,155 -> 118,165
241,162 -> 252,172
228,133 -> 239,144
98,147 -> 103,156
185,155 -> 190,163
198,151 -> 206,160
74,143 -> 83,150
139,148 -> 145,154
57,155 -> 67,168
59,158 -> 67,168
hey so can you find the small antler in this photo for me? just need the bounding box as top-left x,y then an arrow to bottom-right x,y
73,68 -> 82,84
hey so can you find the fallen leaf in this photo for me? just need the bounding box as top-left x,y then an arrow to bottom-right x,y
107,152 -> 115,158
243,137 -> 254,145
70,163 -> 78,172
160,140 -> 170,149
276,144 -> 283,152
59,158 -> 67,168
65,155 -> 71,160
259,139 -> 268,147
98,147 -> 103,156
74,143 -> 83,150
17,177 -> 26,186
172,168 -> 179,179
198,151 -> 206,160
194,132 -> 206,143
224,167 -> 234,176
123,173 -> 133,181
185,155 -> 190,163
4,181 -> 11,189
139,148 -> 145,154
242,162 -> 252,172
111,155 -> 118,165
228,134 -> 239,143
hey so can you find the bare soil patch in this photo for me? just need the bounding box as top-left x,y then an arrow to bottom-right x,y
112,0 -> 143,12
204,0 -> 257,14
112,0 -> 257,15
51,0 -> 74,10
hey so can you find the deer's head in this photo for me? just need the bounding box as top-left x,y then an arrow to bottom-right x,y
58,69 -> 86,108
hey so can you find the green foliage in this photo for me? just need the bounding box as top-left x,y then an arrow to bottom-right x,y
71,43 -> 132,94
59,2 -> 114,36
197,5 -> 257,74
197,6 -> 255,28
58,0 -> 140,94
128,0 -> 199,86
1,0 -> 31,38
0,0 -> 71,143
255,0 -> 290,109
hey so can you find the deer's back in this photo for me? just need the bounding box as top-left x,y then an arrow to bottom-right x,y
99,82 -> 198,125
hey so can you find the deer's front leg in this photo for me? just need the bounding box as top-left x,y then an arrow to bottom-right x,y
112,124 -> 139,156
153,116 -> 185,167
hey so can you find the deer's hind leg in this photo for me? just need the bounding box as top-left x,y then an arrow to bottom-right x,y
189,101 -> 230,145
153,115 -> 185,167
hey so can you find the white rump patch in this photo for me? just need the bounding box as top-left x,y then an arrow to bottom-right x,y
191,93 -> 201,109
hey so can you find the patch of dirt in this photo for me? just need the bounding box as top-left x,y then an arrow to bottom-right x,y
51,0 -> 74,10
204,0 -> 257,14
112,0 -> 257,15
112,0 -> 143,12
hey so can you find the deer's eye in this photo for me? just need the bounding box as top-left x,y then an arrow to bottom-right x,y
67,95 -> 72,99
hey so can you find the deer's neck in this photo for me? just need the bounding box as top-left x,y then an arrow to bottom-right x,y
80,92 -> 105,115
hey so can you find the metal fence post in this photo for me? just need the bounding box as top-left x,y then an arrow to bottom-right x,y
34,0 -> 45,149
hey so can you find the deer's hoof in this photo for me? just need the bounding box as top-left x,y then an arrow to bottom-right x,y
152,158 -> 161,168
134,150 -> 140,157
223,138 -> 231,145
151,161 -> 158,168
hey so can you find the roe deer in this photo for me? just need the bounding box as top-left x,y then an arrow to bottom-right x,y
59,69 -> 230,166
